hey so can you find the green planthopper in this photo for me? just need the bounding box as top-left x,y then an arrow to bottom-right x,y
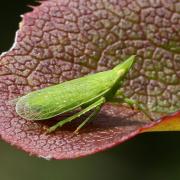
14,55 -> 152,133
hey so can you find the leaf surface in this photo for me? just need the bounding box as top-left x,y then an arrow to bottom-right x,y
0,0 -> 179,159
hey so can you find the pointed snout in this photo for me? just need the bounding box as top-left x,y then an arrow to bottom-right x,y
113,55 -> 136,76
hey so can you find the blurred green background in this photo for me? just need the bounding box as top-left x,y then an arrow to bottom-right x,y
0,1 -> 180,180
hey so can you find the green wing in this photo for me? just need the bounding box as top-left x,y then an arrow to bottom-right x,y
16,70 -> 116,120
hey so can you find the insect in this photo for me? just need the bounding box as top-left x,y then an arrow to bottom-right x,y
14,55 -> 152,133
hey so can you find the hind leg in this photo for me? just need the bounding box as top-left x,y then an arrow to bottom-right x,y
74,104 -> 102,134
47,97 -> 106,133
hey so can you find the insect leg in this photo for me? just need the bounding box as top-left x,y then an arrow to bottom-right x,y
111,91 -> 153,121
47,97 -> 106,133
110,90 -> 136,108
113,89 -> 124,97
123,98 -> 153,120
74,103 -> 103,134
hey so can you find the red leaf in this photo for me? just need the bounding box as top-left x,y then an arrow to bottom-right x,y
0,0 -> 179,159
